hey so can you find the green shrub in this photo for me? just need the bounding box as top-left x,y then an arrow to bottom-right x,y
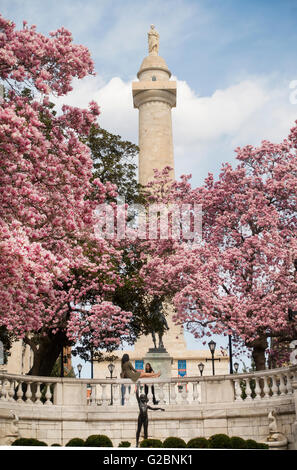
66,438 -> 85,447
256,442 -> 269,449
230,436 -> 247,449
84,434 -> 113,447
245,439 -> 260,449
11,438 -> 47,446
118,441 -> 131,447
208,434 -> 232,449
140,439 -> 163,448
162,437 -> 187,448
51,443 -> 61,446
187,437 -> 209,448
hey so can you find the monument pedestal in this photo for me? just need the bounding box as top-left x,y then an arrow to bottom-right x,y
143,348 -> 172,379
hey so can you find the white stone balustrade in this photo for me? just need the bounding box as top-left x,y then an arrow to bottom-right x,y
0,374 -> 56,405
232,366 -> 297,402
0,365 -> 296,408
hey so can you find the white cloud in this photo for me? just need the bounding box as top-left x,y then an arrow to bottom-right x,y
54,73 -> 297,186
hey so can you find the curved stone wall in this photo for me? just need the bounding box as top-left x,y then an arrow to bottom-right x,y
1,366 -> 296,448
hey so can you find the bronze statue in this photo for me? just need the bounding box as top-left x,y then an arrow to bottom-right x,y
147,298 -> 169,350
136,383 -> 164,447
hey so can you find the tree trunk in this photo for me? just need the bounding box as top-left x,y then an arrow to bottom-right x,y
27,331 -> 68,377
251,337 -> 268,371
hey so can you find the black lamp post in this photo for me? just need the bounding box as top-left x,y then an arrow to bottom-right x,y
60,346 -> 65,378
228,334 -> 234,374
90,349 -> 94,379
206,340 -> 220,376
77,363 -> 82,379
107,363 -> 115,405
198,362 -> 205,376
234,362 -> 239,373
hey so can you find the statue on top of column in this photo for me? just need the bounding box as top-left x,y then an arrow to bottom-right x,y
148,24 -> 159,56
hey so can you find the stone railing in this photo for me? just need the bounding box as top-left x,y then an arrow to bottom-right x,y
0,365 -> 296,408
0,374 -> 57,405
233,366 -> 297,402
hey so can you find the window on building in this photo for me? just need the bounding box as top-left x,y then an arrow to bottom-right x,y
178,360 -> 187,377
135,360 -> 144,370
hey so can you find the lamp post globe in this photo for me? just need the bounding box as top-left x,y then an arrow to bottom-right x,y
208,340 -> 217,376
208,340 -> 216,354
198,362 -> 205,376
77,363 -> 82,379
108,363 -> 115,378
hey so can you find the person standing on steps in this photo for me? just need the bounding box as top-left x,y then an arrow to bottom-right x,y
144,363 -> 159,404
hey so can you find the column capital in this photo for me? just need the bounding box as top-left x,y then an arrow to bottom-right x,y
132,85 -> 176,109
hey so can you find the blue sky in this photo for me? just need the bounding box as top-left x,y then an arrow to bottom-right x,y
2,0 -> 297,375
2,0 -> 297,186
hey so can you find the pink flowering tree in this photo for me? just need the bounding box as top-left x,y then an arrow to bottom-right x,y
140,125 -> 297,370
0,15 -> 132,375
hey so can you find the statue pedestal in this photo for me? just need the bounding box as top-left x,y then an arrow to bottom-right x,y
143,348 -> 172,379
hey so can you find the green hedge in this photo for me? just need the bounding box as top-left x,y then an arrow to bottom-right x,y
140,439 -> 163,448
11,433 -> 270,449
208,434 -> 232,449
11,438 -> 47,446
163,437 -> 187,448
230,436 -> 247,449
118,441 -> 131,447
187,437 -> 209,448
84,434 -> 113,447
66,437 -> 85,447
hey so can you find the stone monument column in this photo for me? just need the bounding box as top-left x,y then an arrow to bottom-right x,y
132,25 -> 176,186
132,27 -> 185,378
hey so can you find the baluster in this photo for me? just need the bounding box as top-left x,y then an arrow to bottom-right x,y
122,384 -> 128,405
197,382 -> 202,403
254,377 -> 262,400
112,384 -> 120,406
44,383 -> 52,405
17,381 -> 23,403
131,383 -> 137,406
271,376 -> 278,398
170,382 -> 177,404
25,382 -> 33,404
125,383 -> 132,406
278,374 -> 287,396
146,383 -> 154,403
8,380 -> 15,402
35,382 -> 42,404
95,384 -> 101,405
234,379 -> 242,401
1,380 -> 7,401
181,383 -> 188,403
101,384 -> 108,406
263,376 -> 270,398
192,382 -> 198,402
285,373 -> 293,394
130,384 -> 138,406
158,383 -> 165,405
187,382 -> 193,403
163,382 -> 170,404
245,379 -> 253,400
